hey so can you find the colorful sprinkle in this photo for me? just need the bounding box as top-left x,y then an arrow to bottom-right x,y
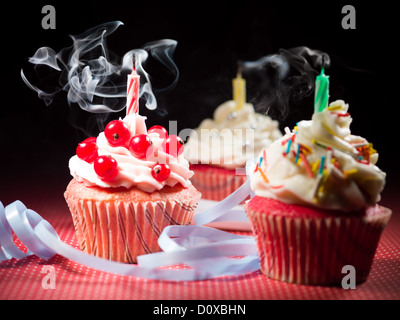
332,158 -> 340,169
313,174 -> 325,202
281,137 -> 289,146
327,104 -> 342,111
368,143 -> 377,155
271,184 -> 284,189
355,143 -> 376,165
281,133 -> 296,146
286,138 -> 292,154
300,153 -> 314,178
254,162 -> 259,173
300,143 -> 312,154
311,160 -> 320,174
330,111 -> 350,117
312,139 -> 329,149
257,167 -> 269,183
343,168 -> 357,178
259,156 -> 263,167
295,144 -> 301,163
318,155 -> 326,175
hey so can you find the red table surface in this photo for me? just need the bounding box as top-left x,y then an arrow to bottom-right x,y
1,177 -> 399,300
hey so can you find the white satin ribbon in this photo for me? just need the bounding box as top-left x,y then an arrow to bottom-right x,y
0,161 -> 259,281
194,180 -> 251,226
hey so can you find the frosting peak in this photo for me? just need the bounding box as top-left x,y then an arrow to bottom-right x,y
250,100 -> 386,211
69,114 -> 194,193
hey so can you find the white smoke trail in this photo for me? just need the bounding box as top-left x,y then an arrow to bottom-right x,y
21,21 -> 179,114
241,46 -> 330,120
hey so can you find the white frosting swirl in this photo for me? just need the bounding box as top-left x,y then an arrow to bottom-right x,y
69,114 -> 194,193
250,100 -> 386,211
184,100 -> 282,169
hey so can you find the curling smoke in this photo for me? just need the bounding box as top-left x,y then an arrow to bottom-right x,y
242,46 -> 330,120
21,21 -> 179,114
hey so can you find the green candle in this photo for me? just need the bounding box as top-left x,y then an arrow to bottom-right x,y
314,67 -> 329,113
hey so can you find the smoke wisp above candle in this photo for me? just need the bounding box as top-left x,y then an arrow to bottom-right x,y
242,46 -> 330,121
21,21 -> 179,115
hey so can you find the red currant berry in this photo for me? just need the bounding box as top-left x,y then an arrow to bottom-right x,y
152,163 -> 171,182
104,120 -> 131,147
76,137 -> 98,163
164,135 -> 184,157
147,125 -> 168,140
129,134 -> 153,159
94,155 -> 118,181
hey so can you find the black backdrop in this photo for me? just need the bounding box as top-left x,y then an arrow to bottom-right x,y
0,1 -> 397,195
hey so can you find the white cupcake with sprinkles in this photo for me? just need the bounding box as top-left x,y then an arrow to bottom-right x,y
244,66 -> 392,286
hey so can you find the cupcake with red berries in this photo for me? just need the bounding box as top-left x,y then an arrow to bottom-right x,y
184,72 -> 282,201
64,68 -> 201,263
245,96 -> 391,285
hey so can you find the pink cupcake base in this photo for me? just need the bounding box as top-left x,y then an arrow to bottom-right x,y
245,197 -> 392,286
65,179 -> 201,263
67,199 -> 195,263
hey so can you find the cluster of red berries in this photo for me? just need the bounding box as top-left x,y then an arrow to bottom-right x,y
76,120 -> 184,182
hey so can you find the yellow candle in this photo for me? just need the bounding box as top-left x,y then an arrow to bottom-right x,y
232,72 -> 246,111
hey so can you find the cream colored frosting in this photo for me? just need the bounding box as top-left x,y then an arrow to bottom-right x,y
250,100 -> 386,211
69,114 -> 194,193
184,100 -> 282,169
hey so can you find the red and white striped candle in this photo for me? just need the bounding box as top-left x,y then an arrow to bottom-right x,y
126,66 -> 140,116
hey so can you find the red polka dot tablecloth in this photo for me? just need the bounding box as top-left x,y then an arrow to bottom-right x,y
1,181 -> 399,300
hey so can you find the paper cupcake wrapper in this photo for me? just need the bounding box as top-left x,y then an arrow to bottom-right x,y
246,207 -> 392,286
190,167 -> 247,202
64,197 -> 196,263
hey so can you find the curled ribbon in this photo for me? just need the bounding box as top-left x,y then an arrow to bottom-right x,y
0,161 -> 258,281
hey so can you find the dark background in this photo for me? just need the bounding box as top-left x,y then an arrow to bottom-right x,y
0,0 -> 397,203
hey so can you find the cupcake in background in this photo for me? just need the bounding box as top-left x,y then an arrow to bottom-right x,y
245,97 -> 391,285
185,71 -> 282,201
